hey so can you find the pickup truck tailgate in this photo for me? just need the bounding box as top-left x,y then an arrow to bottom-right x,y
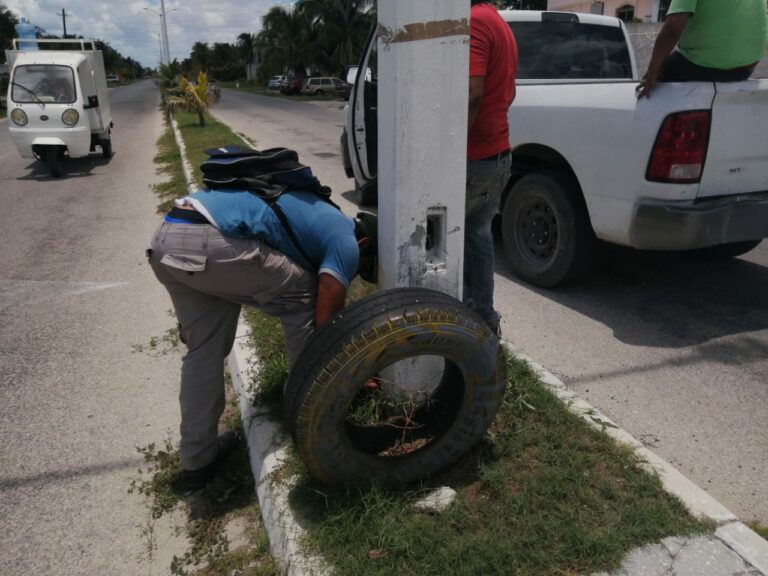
698,79 -> 768,198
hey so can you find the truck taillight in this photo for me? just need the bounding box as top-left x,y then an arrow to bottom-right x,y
646,110 -> 711,183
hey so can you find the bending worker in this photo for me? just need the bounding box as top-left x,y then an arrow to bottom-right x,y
147,181 -> 377,491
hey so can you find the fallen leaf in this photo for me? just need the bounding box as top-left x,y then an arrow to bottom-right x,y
368,549 -> 388,560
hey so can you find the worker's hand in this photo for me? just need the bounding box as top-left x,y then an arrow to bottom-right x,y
636,73 -> 657,99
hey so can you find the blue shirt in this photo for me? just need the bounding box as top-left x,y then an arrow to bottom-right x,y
185,190 -> 359,288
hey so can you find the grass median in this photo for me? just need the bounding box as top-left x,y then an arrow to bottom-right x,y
156,106 -> 710,575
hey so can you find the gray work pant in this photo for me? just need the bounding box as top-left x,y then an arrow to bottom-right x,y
148,220 -> 316,470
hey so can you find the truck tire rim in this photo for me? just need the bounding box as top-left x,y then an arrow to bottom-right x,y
517,198 -> 558,264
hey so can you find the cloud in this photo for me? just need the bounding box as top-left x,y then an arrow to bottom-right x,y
4,0 -> 292,68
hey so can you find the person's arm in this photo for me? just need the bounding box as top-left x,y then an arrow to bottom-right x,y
636,12 -> 690,98
468,75 -> 486,130
314,273 -> 347,328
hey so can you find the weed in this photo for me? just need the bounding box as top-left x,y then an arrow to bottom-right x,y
132,313 -> 181,356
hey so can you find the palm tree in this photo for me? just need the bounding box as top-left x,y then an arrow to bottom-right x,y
255,5 -> 314,79
297,0 -> 374,74
156,59 -> 183,95
165,70 -> 220,126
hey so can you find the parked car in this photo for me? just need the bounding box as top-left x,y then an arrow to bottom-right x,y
105,73 -> 119,83
300,76 -> 347,96
267,75 -> 286,90
280,76 -> 305,95
342,11 -> 768,287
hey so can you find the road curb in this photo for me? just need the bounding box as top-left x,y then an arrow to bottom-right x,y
228,321 -> 330,576
169,114 -> 197,193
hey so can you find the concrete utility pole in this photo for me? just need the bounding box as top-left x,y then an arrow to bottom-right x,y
376,1 -> 470,390
377,1 -> 470,297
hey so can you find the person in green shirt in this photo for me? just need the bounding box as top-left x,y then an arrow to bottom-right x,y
637,0 -> 768,98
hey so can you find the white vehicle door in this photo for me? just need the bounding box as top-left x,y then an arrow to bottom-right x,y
347,24 -> 377,185
697,79 -> 768,198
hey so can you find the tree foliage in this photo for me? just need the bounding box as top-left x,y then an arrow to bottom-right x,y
1,3 -> 18,63
253,0 -> 375,83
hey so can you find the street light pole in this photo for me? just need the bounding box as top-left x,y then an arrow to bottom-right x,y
144,4 -> 177,66
160,0 -> 171,64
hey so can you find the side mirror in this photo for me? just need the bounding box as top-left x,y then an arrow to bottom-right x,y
83,95 -> 99,109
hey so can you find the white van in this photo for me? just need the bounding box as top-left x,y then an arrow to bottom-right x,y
5,38 -> 114,177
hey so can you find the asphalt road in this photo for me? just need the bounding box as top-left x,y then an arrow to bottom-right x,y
0,81 -> 186,574
212,89 -> 768,525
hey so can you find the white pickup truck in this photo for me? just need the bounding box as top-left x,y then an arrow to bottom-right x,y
342,11 -> 768,287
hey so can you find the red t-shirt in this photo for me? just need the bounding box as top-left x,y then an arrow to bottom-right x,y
468,3 -> 518,161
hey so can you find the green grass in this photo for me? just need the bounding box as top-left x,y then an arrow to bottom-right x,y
152,122 -> 188,213
244,288 -> 710,576
749,521 -> 768,540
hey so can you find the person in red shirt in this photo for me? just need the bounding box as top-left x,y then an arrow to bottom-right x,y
465,0 -> 518,335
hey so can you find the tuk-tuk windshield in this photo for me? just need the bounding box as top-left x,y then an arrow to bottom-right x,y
11,65 -> 76,104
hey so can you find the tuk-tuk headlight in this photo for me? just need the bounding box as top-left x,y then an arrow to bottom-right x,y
61,109 -> 79,127
10,109 -> 28,126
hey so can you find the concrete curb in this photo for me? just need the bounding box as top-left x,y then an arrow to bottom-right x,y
168,114 -> 197,193
228,322 -> 330,576
168,106 -> 767,576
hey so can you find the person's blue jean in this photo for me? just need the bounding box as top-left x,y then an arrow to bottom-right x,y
464,152 -> 512,332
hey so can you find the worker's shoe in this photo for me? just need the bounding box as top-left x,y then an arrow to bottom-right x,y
171,430 -> 238,493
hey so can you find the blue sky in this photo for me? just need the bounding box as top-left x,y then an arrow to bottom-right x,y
5,0 -> 296,68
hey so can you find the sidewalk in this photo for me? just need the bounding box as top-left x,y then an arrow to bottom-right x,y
168,110 -> 768,576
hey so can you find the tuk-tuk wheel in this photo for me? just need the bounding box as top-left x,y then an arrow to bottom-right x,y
101,135 -> 113,159
47,146 -> 64,178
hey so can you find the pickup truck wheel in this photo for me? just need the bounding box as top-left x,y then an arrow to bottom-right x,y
692,240 -> 761,259
315,89 -> 324,96
502,172 -> 594,287
284,288 -> 506,487
355,180 -> 378,206
47,146 -> 64,178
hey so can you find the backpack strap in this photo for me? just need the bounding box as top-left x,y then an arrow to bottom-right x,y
266,200 -> 317,272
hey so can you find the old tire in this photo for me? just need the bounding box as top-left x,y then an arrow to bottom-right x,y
284,288 -> 506,487
100,134 -> 113,159
501,172 -> 594,287
47,146 -> 64,178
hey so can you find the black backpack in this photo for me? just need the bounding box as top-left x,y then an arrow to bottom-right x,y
200,145 -> 339,268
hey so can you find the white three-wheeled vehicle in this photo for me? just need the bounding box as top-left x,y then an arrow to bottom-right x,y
5,38 -> 113,177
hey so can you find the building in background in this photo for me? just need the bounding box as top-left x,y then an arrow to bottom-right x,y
547,0 -> 669,22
